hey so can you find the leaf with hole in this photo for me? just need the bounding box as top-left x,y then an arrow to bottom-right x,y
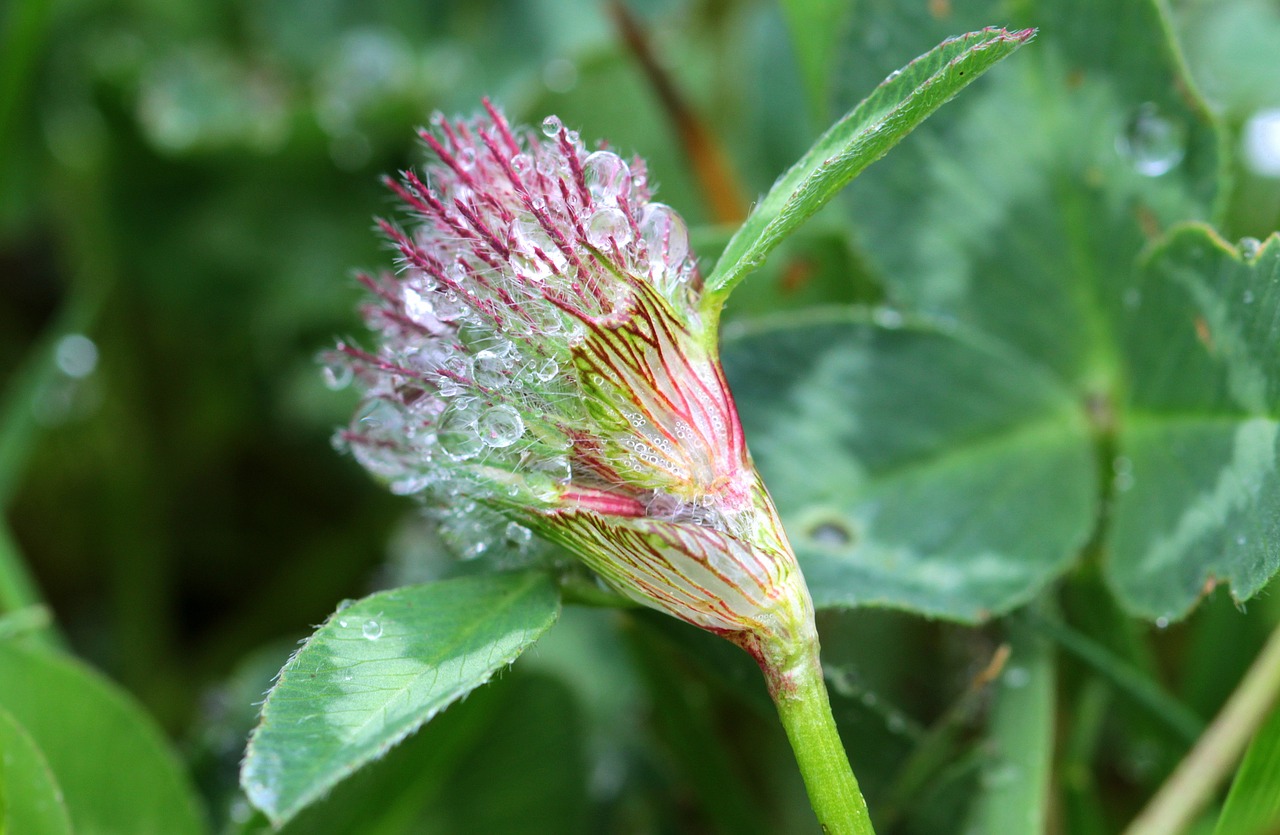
722,310 -> 1095,621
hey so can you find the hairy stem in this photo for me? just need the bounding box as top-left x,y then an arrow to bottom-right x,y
768,642 -> 876,835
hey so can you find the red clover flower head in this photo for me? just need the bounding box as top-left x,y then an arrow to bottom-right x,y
330,100 -> 814,666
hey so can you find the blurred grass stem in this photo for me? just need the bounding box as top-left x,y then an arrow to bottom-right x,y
1125,621 -> 1280,835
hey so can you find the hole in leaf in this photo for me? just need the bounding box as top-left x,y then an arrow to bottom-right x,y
808,520 -> 854,547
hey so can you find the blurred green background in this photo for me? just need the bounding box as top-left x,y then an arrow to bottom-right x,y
4,0 -> 1280,832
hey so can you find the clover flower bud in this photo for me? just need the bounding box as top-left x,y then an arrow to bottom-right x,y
331,100 -> 815,680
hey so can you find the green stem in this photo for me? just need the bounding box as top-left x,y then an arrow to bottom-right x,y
1124,620 -> 1280,835
770,645 -> 876,835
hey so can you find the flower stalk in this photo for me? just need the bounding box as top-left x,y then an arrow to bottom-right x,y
332,100 -> 874,831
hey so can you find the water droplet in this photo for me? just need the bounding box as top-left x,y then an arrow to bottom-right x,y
362,619 -> 382,640
358,397 -> 405,433
638,203 -> 689,277
1236,534 -> 1248,546
587,207 -> 631,248
473,349 -> 509,388
872,307 -> 904,328
1242,108 -> 1280,178
438,400 -> 484,459
403,285 -> 436,325
505,521 -> 533,548
457,146 -> 476,170
338,619 -> 349,628
322,359 -> 353,390
533,357 -> 561,382
583,151 -> 631,205
1118,103 -> 1186,177
1243,290 -> 1255,305
1155,616 -> 1170,629
1004,666 -> 1030,688
54,334 -> 98,378
478,404 -> 524,447
336,599 -> 355,612
390,472 -> 433,495
1239,237 -> 1262,259
534,455 -> 572,482
432,289 -> 467,322
541,115 -> 562,137
511,153 -> 532,175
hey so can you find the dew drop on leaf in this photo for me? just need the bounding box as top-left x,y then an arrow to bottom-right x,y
362,619 -> 382,640
1238,237 -> 1262,260
1118,102 -> 1185,177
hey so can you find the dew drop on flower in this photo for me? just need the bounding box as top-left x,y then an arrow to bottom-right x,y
511,153 -> 532,175
587,207 -> 632,248
505,521 -> 533,548
362,619 -> 382,640
403,285 -> 436,325
1118,103 -> 1185,177
478,404 -> 524,447
541,115 -> 562,137
457,146 -> 476,170
358,397 -> 405,433
438,400 -> 484,459
322,360 -> 353,390
473,349 -> 509,388
583,150 -> 631,205
431,291 -> 467,322
533,357 -> 561,382
639,203 -> 689,275
390,471 -> 433,495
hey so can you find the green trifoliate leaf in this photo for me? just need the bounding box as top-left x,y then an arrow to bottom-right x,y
723,309 -> 1095,621
1106,226 -> 1280,621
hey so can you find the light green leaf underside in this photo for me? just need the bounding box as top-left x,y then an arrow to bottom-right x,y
1106,227 -> 1280,620
723,311 -> 1095,622
0,643 -> 206,835
703,26 -> 1033,302
240,571 -> 561,826
0,706 -> 72,835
